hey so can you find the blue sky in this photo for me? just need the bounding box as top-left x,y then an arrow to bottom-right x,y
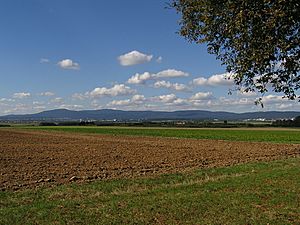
0,0 -> 299,115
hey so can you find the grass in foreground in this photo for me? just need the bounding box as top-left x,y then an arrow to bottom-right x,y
22,126 -> 300,143
1,158 -> 299,224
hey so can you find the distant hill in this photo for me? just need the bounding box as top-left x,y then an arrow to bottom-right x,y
0,109 -> 299,121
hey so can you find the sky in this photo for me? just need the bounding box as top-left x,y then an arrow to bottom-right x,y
0,0 -> 299,115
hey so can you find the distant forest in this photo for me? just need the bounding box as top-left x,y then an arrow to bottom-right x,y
36,117 -> 300,128
272,116 -> 300,127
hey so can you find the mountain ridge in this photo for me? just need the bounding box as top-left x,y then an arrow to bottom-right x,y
0,109 -> 299,121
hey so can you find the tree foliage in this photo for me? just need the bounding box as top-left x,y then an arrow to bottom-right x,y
272,115 -> 300,127
171,0 -> 300,102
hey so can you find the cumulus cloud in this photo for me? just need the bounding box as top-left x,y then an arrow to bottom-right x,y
153,80 -> 189,91
193,72 -> 234,86
108,94 -> 146,107
171,98 -> 189,106
192,77 -> 207,86
190,92 -> 213,100
148,92 -> 215,108
127,72 -> 152,84
154,69 -> 189,78
151,94 -> 177,103
208,73 -> 234,86
108,99 -> 131,106
13,92 -> 31,99
127,69 -> 190,85
131,94 -> 146,103
40,91 -> 55,96
57,59 -> 80,70
106,94 -> 184,110
201,94 -> 299,112
118,50 -> 153,66
149,94 -> 191,107
88,84 -> 136,98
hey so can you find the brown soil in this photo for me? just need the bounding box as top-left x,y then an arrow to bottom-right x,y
1,129 -> 299,191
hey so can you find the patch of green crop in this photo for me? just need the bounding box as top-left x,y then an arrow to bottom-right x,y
1,158 -> 299,224
20,126 -> 300,143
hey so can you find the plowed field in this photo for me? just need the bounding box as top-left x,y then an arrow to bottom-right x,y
1,129 -> 299,190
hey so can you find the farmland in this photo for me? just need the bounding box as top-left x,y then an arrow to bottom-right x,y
1,127 -> 299,224
24,126 -> 300,144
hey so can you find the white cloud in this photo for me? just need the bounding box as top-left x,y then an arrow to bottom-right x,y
277,103 -> 293,110
33,101 -> 45,105
156,56 -> 162,63
192,77 -> 207,86
193,72 -> 234,86
109,93 -> 217,109
0,98 -> 15,102
131,94 -> 146,103
151,94 -> 177,103
90,100 -> 100,107
40,58 -> 50,63
57,59 -> 80,70
190,92 -> 213,100
237,98 -> 254,105
33,105 -> 46,110
59,104 -> 84,110
237,89 -> 257,97
51,97 -> 64,104
171,98 -> 189,106
127,69 -> 190,85
140,90 -> 282,112
262,95 -> 284,104
108,94 -> 146,107
40,91 -> 55,97
207,73 -> 234,86
150,94 -> 190,107
109,99 -> 131,106
89,84 -> 136,98
154,69 -> 189,78
13,92 -> 31,99
118,50 -> 153,66
72,93 -> 87,100
153,80 -> 189,91
127,72 -> 152,84
9,103 -> 28,111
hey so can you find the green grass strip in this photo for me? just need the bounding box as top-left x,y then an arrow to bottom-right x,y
1,158 -> 299,224
21,126 -> 300,143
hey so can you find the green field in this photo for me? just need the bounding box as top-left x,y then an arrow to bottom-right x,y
22,126 -> 300,144
1,158 -> 299,225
